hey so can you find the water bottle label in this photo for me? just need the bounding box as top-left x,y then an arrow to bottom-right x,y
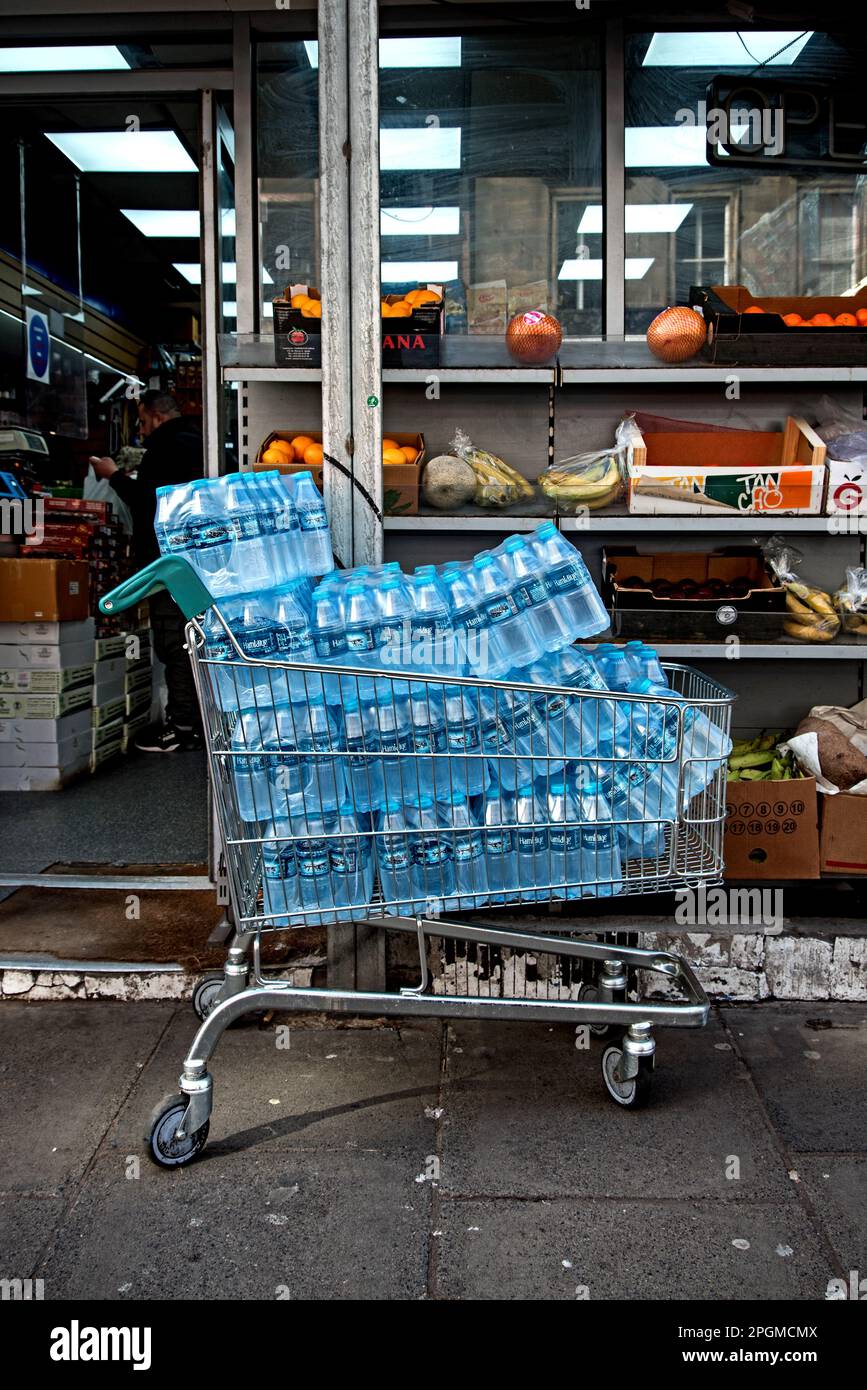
274,621 -> 312,657
235,752 -> 273,776
455,607 -> 485,634
453,830 -> 485,862
410,616 -> 451,644
301,732 -> 336,756
232,511 -> 261,542
481,715 -> 512,751
195,518 -> 233,550
164,523 -> 190,553
550,827 -> 582,853
547,559 -> 584,596
412,725 -> 447,755
517,828 -> 547,854
380,731 -> 413,755
485,829 -> 514,856
380,838 -> 411,872
579,827 -> 614,851
346,625 -> 377,654
412,836 -> 451,868
512,703 -> 544,739
300,506 -> 328,532
346,734 -> 377,768
257,508 -> 279,538
515,576 -> 546,609
240,624 -> 279,659
376,620 -> 405,649
330,844 -> 364,874
447,721 -> 481,753
315,629 -> 347,660
207,637 -> 234,662
483,594 -> 518,625
265,847 -> 298,880
296,843 -> 331,879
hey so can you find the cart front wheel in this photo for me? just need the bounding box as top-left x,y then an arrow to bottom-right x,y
601,1046 -> 653,1109
192,974 -> 224,1021
578,982 -> 620,1039
147,1093 -> 210,1168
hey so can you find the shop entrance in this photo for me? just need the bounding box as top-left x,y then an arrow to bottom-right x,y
0,81 -> 235,914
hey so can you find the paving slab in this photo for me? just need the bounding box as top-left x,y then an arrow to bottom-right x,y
0,1001 -> 176,1194
0,1196 -> 66,1279
724,1004 -> 867,1152
796,1157 -> 867,1279
40,1150 -> 430,1301
439,1018 -> 791,1202
109,1009 -> 443,1161
434,1197 -> 834,1301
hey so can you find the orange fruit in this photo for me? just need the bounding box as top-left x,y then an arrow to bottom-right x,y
782,313 -> 802,326
404,289 -> 424,304
381,303 -> 393,317
388,301 -> 413,317
835,312 -> 857,326
291,435 -> 314,455
412,289 -> 441,306
262,444 -> 293,465
400,445 -> 418,464
383,448 -> 406,467
303,442 -> 324,467
811,313 -> 834,325
743,305 -> 764,314
301,300 -> 322,318
290,293 -> 309,309
856,308 -> 867,326
382,439 -> 399,451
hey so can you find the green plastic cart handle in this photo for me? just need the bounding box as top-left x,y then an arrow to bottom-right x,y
99,556 -> 215,621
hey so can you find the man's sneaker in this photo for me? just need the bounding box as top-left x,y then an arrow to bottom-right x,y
174,725 -> 204,751
134,723 -> 182,754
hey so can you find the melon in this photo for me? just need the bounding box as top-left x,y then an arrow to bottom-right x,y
646,306 -> 707,363
422,454 -> 476,510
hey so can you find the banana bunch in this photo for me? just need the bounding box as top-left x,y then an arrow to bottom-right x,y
834,572 -> 867,635
463,445 -> 535,508
540,452 -> 623,513
783,580 -> 841,643
728,731 -> 804,782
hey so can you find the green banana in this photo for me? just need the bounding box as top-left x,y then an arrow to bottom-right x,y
728,749 -> 775,770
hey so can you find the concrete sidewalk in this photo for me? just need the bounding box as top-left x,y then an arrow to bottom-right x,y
1,1000 -> 865,1300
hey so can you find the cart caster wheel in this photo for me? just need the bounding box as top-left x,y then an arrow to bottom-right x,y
192,974 -> 224,1021
147,1093 -> 210,1168
601,1046 -> 653,1109
578,982 -> 620,1039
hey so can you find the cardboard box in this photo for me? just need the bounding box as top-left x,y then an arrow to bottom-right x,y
0,640 -> 95,671
0,618 -> 95,645
0,728 -> 92,768
382,284 -> 443,366
0,754 -> 90,792
0,664 -> 94,694
0,559 -> 90,621
382,432 -> 424,516
724,777 -> 820,879
93,657 -> 126,691
92,716 -> 123,752
0,685 -> 93,720
692,284 -> 867,365
255,430 -> 324,492
604,545 -> 786,640
272,284 -> 322,366
94,632 -> 128,659
93,695 -> 125,727
819,793 -> 867,875
825,458 -> 867,517
125,689 -> 151,718
0,708 -> 92,744
627,417 -> 826,516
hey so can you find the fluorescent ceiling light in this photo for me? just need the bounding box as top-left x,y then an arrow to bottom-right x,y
625,126 -> 707,168
578,204 -> 693,235
0,45 -> 130,72
643,31 -> 812,67
381,260 -> 457,283
558,258 -> 655,281
173,264 -> 273,287
222,302 -> 237,319
381,206 -> 461,236
380,128 -> 461,171
305,37 -> 461,69
45,130 -> 197,174
121,208 -> 236,238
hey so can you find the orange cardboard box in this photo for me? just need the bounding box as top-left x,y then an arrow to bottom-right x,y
819,793 -> 867,876
0,559 -> 90,622
724,776 -> 820,880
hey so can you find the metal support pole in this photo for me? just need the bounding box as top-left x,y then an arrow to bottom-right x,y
603,19 -> 625,338
348,0 -> 383,567
232,14 -> 257,337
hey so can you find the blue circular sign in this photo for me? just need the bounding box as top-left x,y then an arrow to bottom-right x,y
28,314 -> 49,378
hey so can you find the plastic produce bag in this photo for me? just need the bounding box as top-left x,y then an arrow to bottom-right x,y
781,698 -> 867,794
834,566 -> 867,635
540,443 -> 626,512
84,465 -> 133,534
813,394 -> 867,462
450,427 -> 535,508
763,533 -> 841,642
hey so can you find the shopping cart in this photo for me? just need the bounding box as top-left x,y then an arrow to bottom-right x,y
101,556 -> 735,1167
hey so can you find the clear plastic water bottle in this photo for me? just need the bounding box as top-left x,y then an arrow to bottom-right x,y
230,707 -> 278,823
414,563 -> 450,607
189,479 -> 234,590
261,819 -> 302,926
375,573 -> 412,667
441,565 -> 486,678
625,640 -> 667,686
406,792 -> 454,913
155,482 -> 194,558
478,685 -> 525,792
546,645 -> 628,755
292,470 -> 332,576
472,550 -> 538,675
294,692 -> 344,813
410,570 -> 459,677
531,521 -> 608,639
443,684 -> 487,796
483,780 -> 519,904
515,783 -> 549,904
574,778 -> 623,898
409,685 -> 449,801
627,677 -> 731,801
255,470 -> 295,585
223,474 -> 272,592
292,807 -> 338,925
342,694 -> 384,813
344,579 -> 379,664
547,779 -> 582,900
268,583 -> 322,703
593,643 -> 641,692
330,800 -> 374,921
375,685 -> 414,803
500,534 -> 571,652
312,582 -> 347,662
509,679 -> 566,784
266,703 -> 310,817
440,791 -> 488,910
375,800 -> 416,914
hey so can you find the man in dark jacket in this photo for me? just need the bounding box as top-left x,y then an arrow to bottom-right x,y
91,390 -> 203,753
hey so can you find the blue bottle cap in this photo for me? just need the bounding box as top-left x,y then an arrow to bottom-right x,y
446,791 -> 467,805
625,640 -> 644,651
628,677 -> 654,693
582,780 -> 602,794
536,520 -> 556,537
293,470 -> 312,482
503,535 -> 525,552
345,580 -> 364,595
473,554 -> 492,569
517,784 -> 534,798
548,781 -> 566,796
382,799 -> 403,814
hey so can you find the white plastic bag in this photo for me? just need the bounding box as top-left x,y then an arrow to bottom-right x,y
84,465 -> 133,534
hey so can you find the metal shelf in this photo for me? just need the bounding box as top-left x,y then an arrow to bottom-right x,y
560,365 -> 867,385
222,365 -> 321,383
383,367 -> 553,384
560,510 -> 837,533
609,642 -> 867,661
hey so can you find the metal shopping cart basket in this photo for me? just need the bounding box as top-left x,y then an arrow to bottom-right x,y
101,556 -> 735,1167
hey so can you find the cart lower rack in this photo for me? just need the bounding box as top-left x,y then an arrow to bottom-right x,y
101,556 -> 735,1167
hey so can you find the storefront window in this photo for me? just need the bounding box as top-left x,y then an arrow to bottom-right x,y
378,29 -> 603,337
625,29 -> 867,332
256,40 -> 319,329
